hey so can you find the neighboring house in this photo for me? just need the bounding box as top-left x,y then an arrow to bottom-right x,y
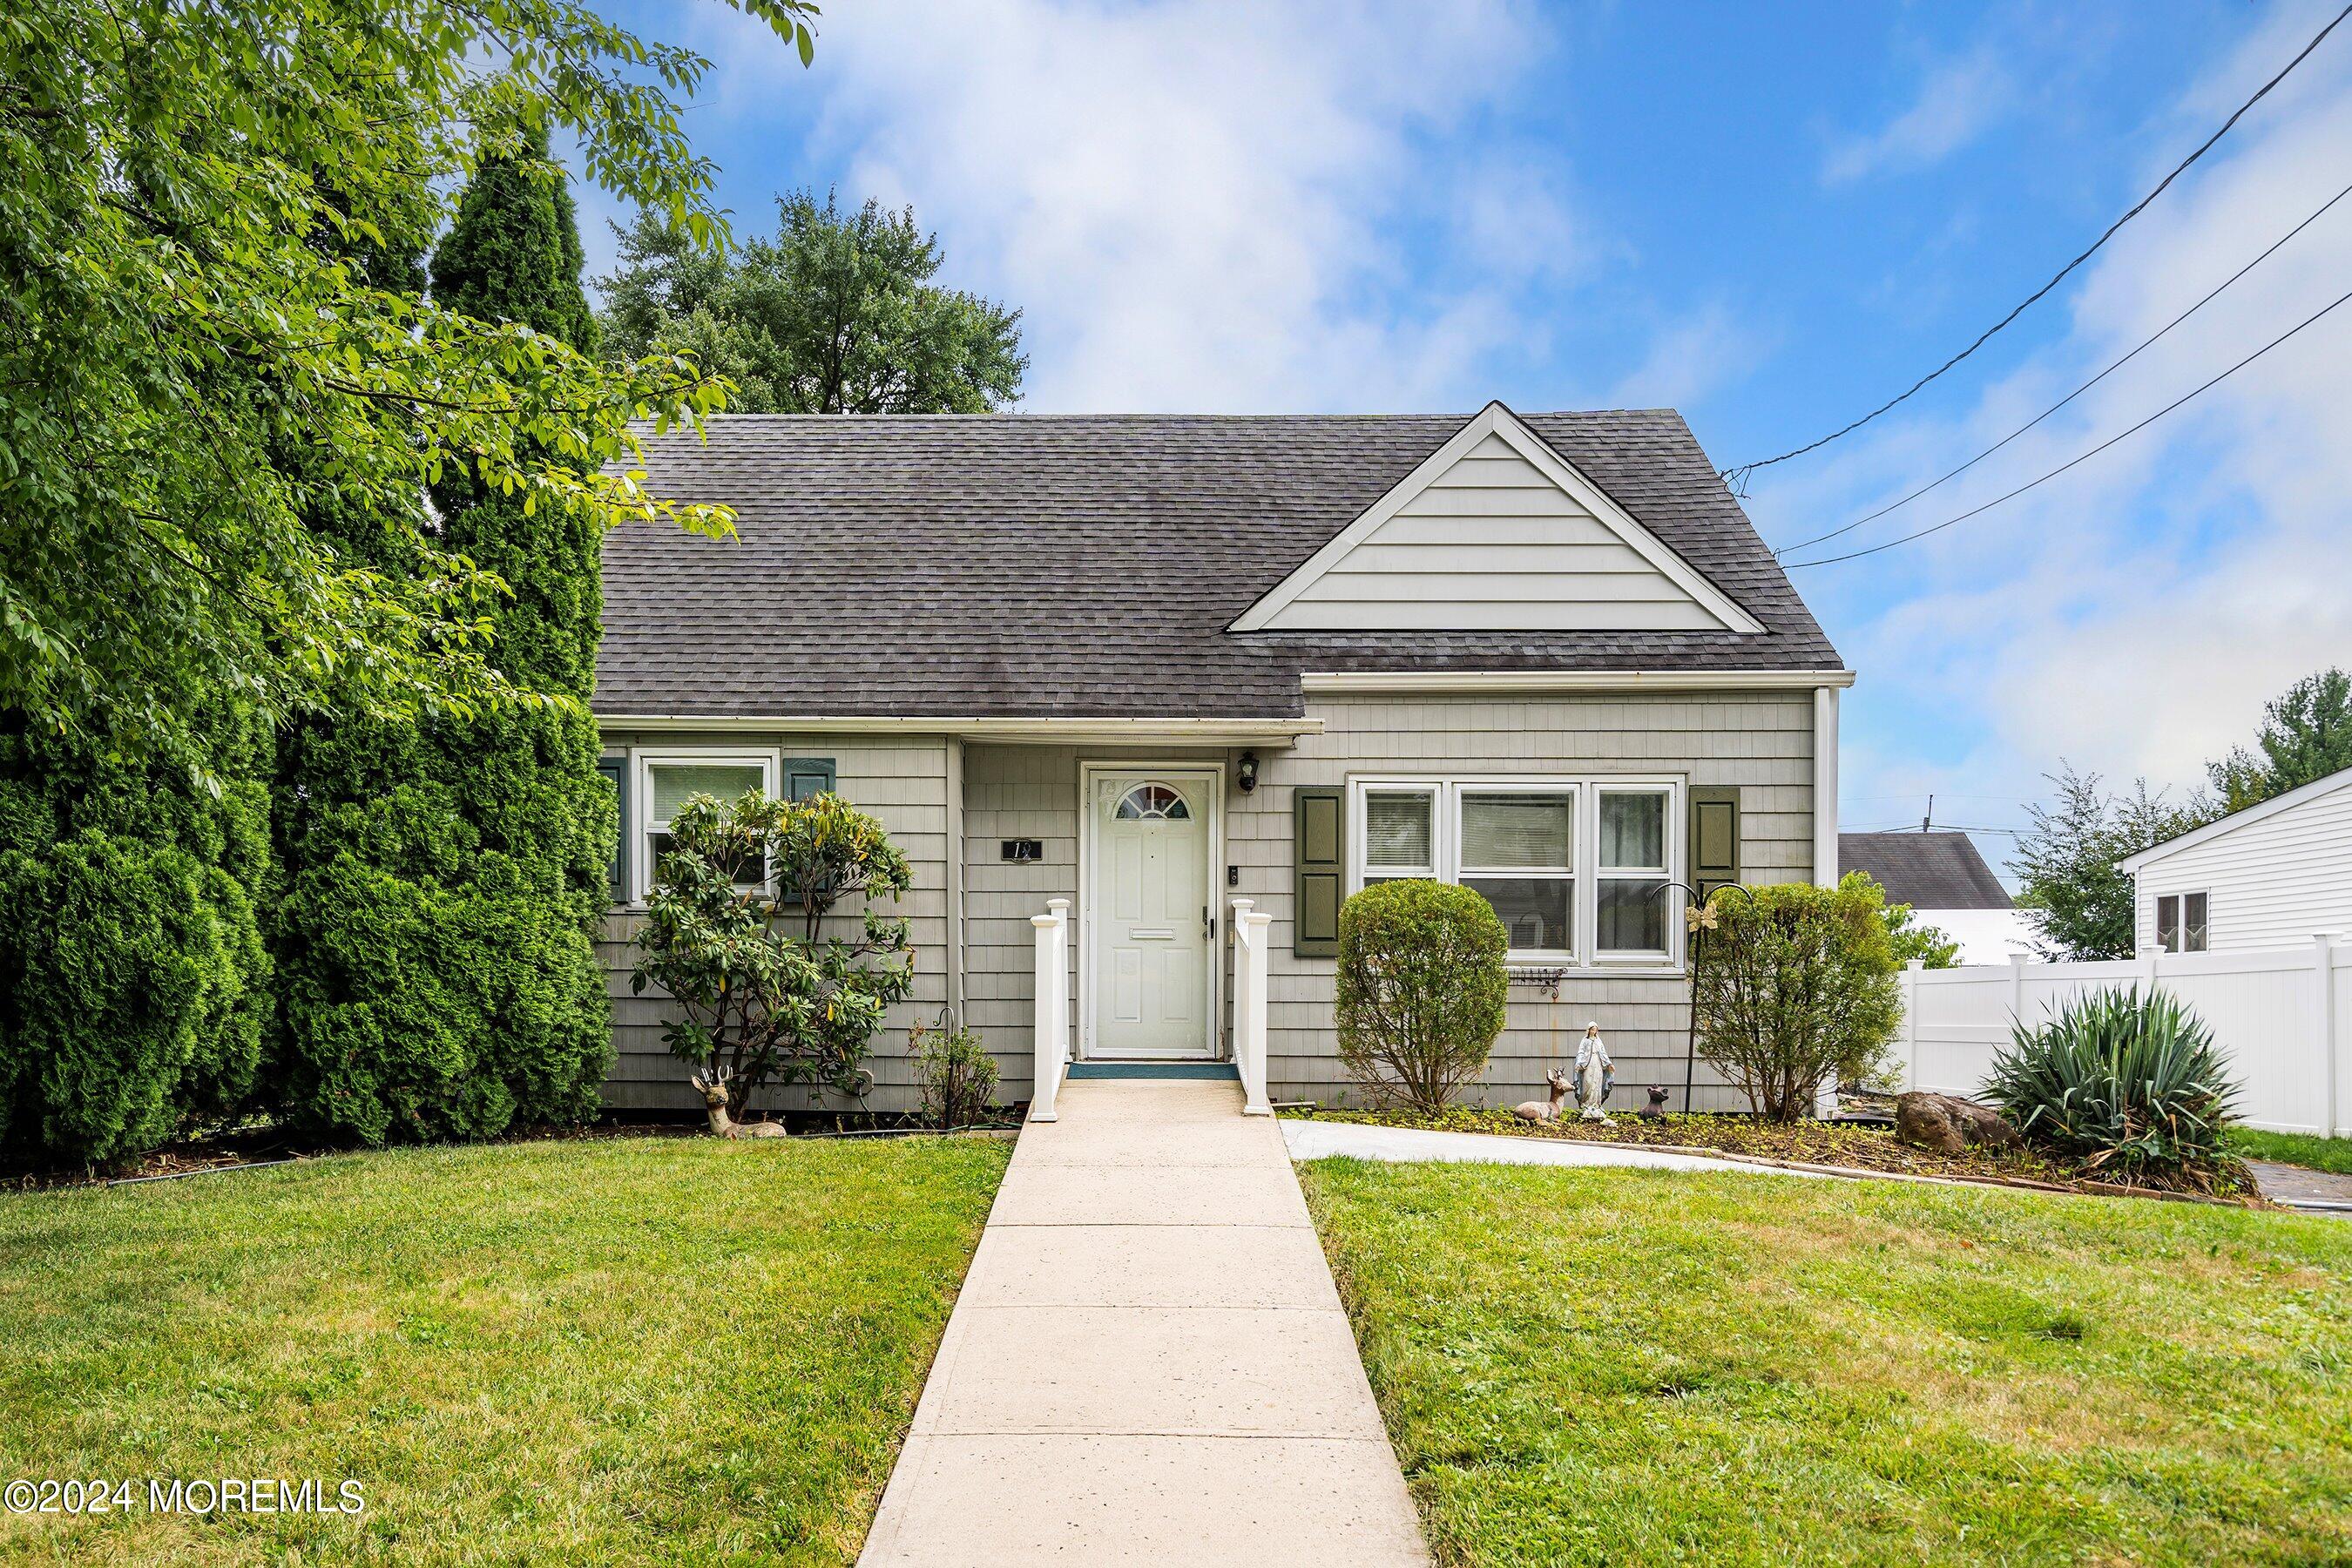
2118,761 -> 2352,954
1840,829 -> 2025,963
592,402 -> 1849,1113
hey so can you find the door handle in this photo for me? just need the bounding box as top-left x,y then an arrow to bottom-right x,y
1204,905 -> 1215,941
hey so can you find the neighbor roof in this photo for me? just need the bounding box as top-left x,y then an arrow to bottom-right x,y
1841,832 -> 2013,910
594,409 -> 1844,720
2117,760 -> 2352,873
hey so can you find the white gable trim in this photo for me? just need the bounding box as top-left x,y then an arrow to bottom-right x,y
2117,761 -> 2352,874
1228,401 -> 1767,635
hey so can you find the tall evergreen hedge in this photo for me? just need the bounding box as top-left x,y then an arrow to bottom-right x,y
270,125 -> 614,1144
0,697 -> 272,1165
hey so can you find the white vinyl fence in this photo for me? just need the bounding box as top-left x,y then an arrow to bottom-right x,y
1896,935 -> 2349,1137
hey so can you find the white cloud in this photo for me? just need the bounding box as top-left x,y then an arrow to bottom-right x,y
1822,46 -> 2015,185
686,0 -> 1579,412
1761,1 -> 2352,826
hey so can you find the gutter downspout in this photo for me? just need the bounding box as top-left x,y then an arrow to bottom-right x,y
1813,684 -> 1842,1119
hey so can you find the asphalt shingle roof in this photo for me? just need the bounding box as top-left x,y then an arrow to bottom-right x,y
594,410 -> 1844,719
1842,832 -> 2014,910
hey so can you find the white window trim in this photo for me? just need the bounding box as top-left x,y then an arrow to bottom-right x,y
632,748 -> 780,904
1348,774 -> 1686,970
2156,889 -> 2212,955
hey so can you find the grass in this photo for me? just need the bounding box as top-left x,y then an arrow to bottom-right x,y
1301,1159 -> 2352,1567
2228,1127 -> 2352,1175
0,1133 -> 1008,1565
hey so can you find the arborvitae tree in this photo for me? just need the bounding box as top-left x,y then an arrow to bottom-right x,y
270,125 -> 614,1144
0,693 -> 272,1166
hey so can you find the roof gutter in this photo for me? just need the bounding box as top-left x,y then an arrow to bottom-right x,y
1299,669 -> 1856,694
594,713 -> 1325,745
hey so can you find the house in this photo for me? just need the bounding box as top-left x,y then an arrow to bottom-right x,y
1840,829 -> 2025,963
591,402 -> 1850,1114
2118,761 -> 2352,954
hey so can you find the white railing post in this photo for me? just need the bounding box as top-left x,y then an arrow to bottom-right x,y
2138,943 -> 2162,996
1231,898 -> 1272,1116
2008,951 -> 2028,1028
2316,931 -> 2340,1140
1030,901 -> 1071,1123
1903,958 -> 1924,1093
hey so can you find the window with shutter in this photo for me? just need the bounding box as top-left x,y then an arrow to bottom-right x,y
1294,787 -> 1345,957
785,758 -> 835,801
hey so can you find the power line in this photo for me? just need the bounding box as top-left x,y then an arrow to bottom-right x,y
1721,2 -> 2352,491
1773,175 -> 2352,558
1782,283 -> 2352,570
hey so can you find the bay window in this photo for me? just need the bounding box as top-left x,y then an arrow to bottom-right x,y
1348,776 -> 1686,966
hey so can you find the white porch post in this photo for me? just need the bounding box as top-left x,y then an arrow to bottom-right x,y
1029,901 -> 1071,1123
1231,897 -> 1272,1116
1811,685 -> 1840,888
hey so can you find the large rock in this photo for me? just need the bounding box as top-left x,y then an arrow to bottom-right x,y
1896,1092 -> 2020,1157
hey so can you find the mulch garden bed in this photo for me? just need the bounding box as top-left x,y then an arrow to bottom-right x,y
1287,1105 -> 2268,1205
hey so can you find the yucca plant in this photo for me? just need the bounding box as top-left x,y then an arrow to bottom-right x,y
1984,986 -> 2246,1193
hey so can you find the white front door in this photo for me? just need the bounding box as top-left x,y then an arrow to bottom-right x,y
1089,772 -> 1215,1058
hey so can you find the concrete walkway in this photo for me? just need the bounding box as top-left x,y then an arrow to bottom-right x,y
1281,1116 -> 1845,1179
857,1078 -> 1429,1567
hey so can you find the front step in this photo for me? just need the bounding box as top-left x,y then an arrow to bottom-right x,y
1067,1061 -> 1240,1081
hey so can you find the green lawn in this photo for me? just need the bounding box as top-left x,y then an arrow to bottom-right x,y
2228,1127 -> 2352,1175
0,1134 -> 1008,1565
1301,1159 -> 2352,1567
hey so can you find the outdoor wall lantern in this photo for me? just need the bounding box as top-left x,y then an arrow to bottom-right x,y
1236,751 -> 1260,794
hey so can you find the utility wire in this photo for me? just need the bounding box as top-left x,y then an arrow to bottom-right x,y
1722,2 -> 2352,491
1774,175 -> 2352,558
1782,283 -> 2352,569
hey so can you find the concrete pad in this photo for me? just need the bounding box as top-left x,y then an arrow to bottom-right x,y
986,1162 -> 1311,1228
959,1222 -> 1344,1312
911,1304 -> 1386,1440
1017,1114 -> 1285,1169
862,1433 -> 1428,1568
1053,1078 -> 1248,1121
1282,1116 -> 1842,1179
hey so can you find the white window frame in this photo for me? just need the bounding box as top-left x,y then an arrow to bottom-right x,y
2156,889 -> 2211,955
632,748 -> 780,904
1348,774 -> 1686,970
1454,784 -> 1579,963
1593,783 -> 1676,963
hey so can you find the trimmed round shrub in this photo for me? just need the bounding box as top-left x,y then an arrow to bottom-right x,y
1335,879 -> 1508,1114
1690,872 -> 1901,1121
1984,985 -> 2244,1192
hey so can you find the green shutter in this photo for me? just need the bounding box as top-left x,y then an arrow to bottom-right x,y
1294,787 -> 1345,957
596,758 -> 627,904
1689,786 -> 1740,902
784,757 -> 835,801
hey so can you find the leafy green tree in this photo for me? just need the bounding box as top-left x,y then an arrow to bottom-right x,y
1884,902 -> 1962,969
0,0 -> 814,762
598,190 -> 1026,413
2013,765 -> 2211,960
272,124 -> 618,1144
2208,668 -> 2352,813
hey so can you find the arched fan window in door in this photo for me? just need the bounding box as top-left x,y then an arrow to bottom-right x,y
1112,783 -> 1191,821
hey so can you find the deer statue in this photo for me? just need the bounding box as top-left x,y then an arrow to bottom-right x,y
689,1068 -> 786,1139
1512,1068 -> 1571,1124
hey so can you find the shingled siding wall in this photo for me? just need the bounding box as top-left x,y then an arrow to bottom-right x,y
1228,692 -> 1819,1112
597,730 -> 951,1116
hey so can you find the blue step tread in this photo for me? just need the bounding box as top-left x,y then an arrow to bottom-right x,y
1067,1062 -> 1240,1080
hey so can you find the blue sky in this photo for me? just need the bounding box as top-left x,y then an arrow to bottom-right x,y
586,0 -> 2352,874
